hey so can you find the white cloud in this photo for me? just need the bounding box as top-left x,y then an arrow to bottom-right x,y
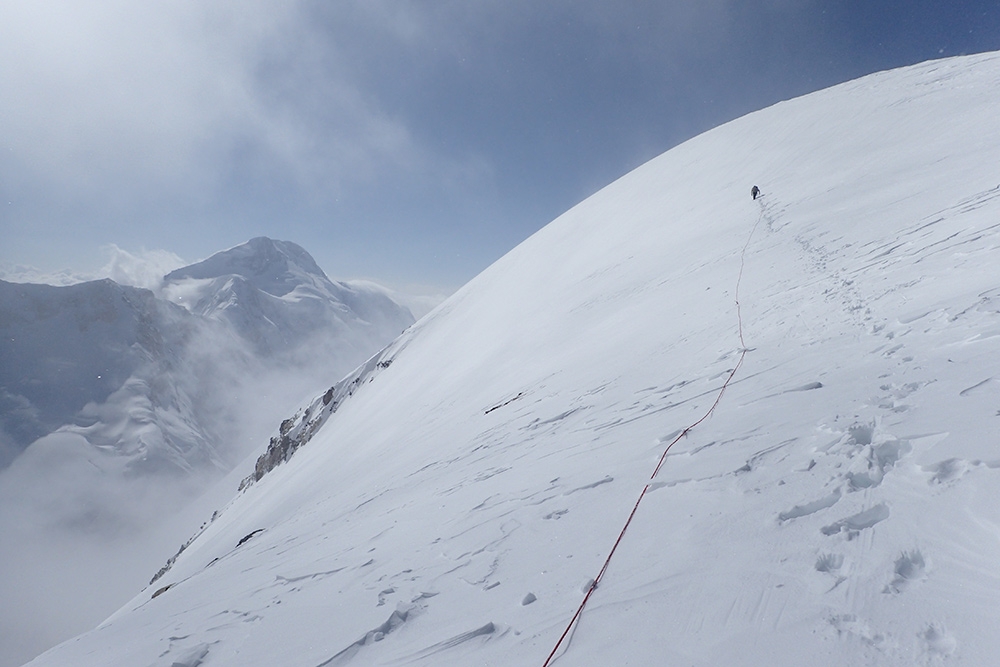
0,264 -> 94,286
0,245 -> 185,290
98,245 -> 186,290
0,1 -> 427,206
344,279 -> 449,321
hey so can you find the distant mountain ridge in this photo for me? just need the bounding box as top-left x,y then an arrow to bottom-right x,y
0,237 -> 414,470
161,237 -> 411,358
0,278 -> 193,468
0,238 -> 415,667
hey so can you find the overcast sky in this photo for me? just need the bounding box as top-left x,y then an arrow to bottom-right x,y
2,1 -> 998,294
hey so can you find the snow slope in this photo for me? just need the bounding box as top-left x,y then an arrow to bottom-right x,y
28,52 -> 1000,666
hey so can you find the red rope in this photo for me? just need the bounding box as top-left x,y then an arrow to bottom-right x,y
541,206 -> 764,666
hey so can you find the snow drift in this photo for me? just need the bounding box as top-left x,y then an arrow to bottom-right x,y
26,52 -> 1000,666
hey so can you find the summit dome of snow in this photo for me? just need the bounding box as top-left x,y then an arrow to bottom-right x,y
164,237 -> 328,298
160,237 -> 412,357
27,52 -> 1000,666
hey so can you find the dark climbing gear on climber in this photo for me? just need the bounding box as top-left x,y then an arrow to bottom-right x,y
751,185 -> 761,200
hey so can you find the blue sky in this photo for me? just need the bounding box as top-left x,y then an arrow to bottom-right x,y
1,1 -> 998,295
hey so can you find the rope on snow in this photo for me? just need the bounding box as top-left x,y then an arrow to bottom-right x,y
541,197 -> 767,666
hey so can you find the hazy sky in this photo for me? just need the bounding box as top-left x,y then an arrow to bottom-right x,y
2,1 -> 998,294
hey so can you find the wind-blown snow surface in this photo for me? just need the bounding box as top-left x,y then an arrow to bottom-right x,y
31,53 -> 1000,666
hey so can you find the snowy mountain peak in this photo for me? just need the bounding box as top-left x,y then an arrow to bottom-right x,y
159,237 -> 414,358
0,239 -> 416,667
164,237 -> 328,298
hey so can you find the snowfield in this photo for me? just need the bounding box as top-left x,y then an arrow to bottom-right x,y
27,52 -> 1000,666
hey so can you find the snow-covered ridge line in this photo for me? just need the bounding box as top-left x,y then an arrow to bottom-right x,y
238,334 -> 411,492
147,324 -> 416,588
149,510 -> 221,587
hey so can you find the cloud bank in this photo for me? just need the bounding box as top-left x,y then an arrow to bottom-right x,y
4,1 -> 997,290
